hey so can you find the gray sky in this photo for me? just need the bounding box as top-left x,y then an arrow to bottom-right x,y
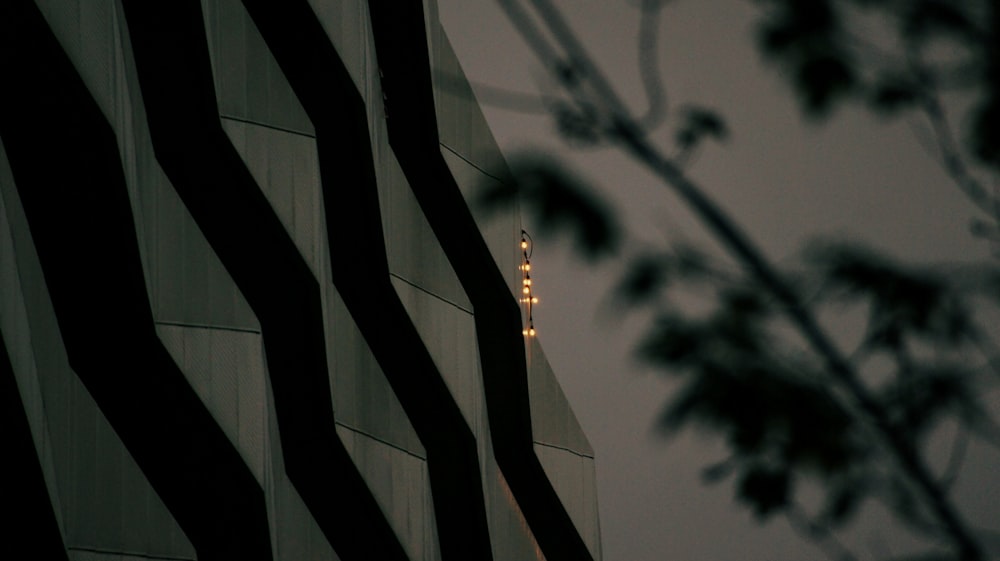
436,1 -> 999,560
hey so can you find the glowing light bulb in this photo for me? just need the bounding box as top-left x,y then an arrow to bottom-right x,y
523,278 -> 532,286
523,286 -> 530,294
521,240 -> 528,250
523,262 -> 531,271
522,329 -> 529,336
528,327 -> 536,337
531,297 -> 539,304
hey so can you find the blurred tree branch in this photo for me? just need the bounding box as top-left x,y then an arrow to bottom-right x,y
478,0 -> 1000,559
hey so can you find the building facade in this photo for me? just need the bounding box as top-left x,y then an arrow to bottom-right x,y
0,1 -> 601,560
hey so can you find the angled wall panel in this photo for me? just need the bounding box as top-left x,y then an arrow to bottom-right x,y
0,94 -> 197,561
0,3 -> 271,559
527,339 -> 603,558
202,2 -> 439,558
430,12 -> 603,561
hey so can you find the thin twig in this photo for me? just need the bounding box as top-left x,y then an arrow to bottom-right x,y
469,81 -> 552,114
940,426 -> 970,490
434,68 -> 553,113
919,92 -> 998,220
496,0 -> 565,72
636,0 -> 668,131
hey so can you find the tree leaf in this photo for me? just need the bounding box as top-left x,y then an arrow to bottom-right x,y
477,155 -> 621,259
822,480 -> 867,526
901,0 -> 977,43
868,74 -> 922,114
807,242 -> 972,346
615,252 -> 672,307
794,53 -> 857,116
880,363 -> 982,438
674,105 -> 728,151
701,458 -> 736,484
970,95 -> 1000,169
738,466 -> 791,519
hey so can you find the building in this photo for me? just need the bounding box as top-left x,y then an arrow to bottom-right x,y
0,1 -> 601,560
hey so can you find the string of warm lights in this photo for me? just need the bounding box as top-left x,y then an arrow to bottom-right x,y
520,230 -> 538,337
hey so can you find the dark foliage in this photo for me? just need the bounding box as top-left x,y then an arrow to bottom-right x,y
754,0 -> 1000,174
806,243 -> 974,348
485,0 -> 1000,558
754,0 -> 857,115
674,105 -> 729,151
477,156 -> 621,259
628,240 -> 997,540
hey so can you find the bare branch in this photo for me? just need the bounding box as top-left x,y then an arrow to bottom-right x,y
919,92 -> 999,220
434,68 -> 553,114
786,502 -> 860,561
636,0 -> 669,131
940,426 -> 970,490
495,0 -> 564,73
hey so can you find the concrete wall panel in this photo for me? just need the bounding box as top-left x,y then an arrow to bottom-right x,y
222,119 -> 324,278
326,286 -> 424,456
306,0 -> 370,96
0,143 -> 195,560
527,339 -> 602,558
485,462 -> 547,561
337,425 -> 441,561
380,136 -> 471,310
157,324 -> 268,483
442,149 -> 522,298
260,371 -> 342,561
392,278 -> 479,427
429,25 -> 508,181
203,0 -> 313,135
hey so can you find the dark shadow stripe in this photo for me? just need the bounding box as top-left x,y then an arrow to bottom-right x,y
0,329 -> 69,560
366,3 -> 596,561
117,2 -> 410,559
238,2 -> 495,559
0,3 -> 271,559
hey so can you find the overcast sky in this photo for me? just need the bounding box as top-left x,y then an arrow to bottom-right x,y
435,2 -> 999,560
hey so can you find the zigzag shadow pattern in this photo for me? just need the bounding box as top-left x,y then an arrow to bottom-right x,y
366,3 -> 596,561
0,1 -> 600,559
118,1 -> 411,559
239,2 -> 495,560
0,330 -> 68,560
0,2 -> 272,559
